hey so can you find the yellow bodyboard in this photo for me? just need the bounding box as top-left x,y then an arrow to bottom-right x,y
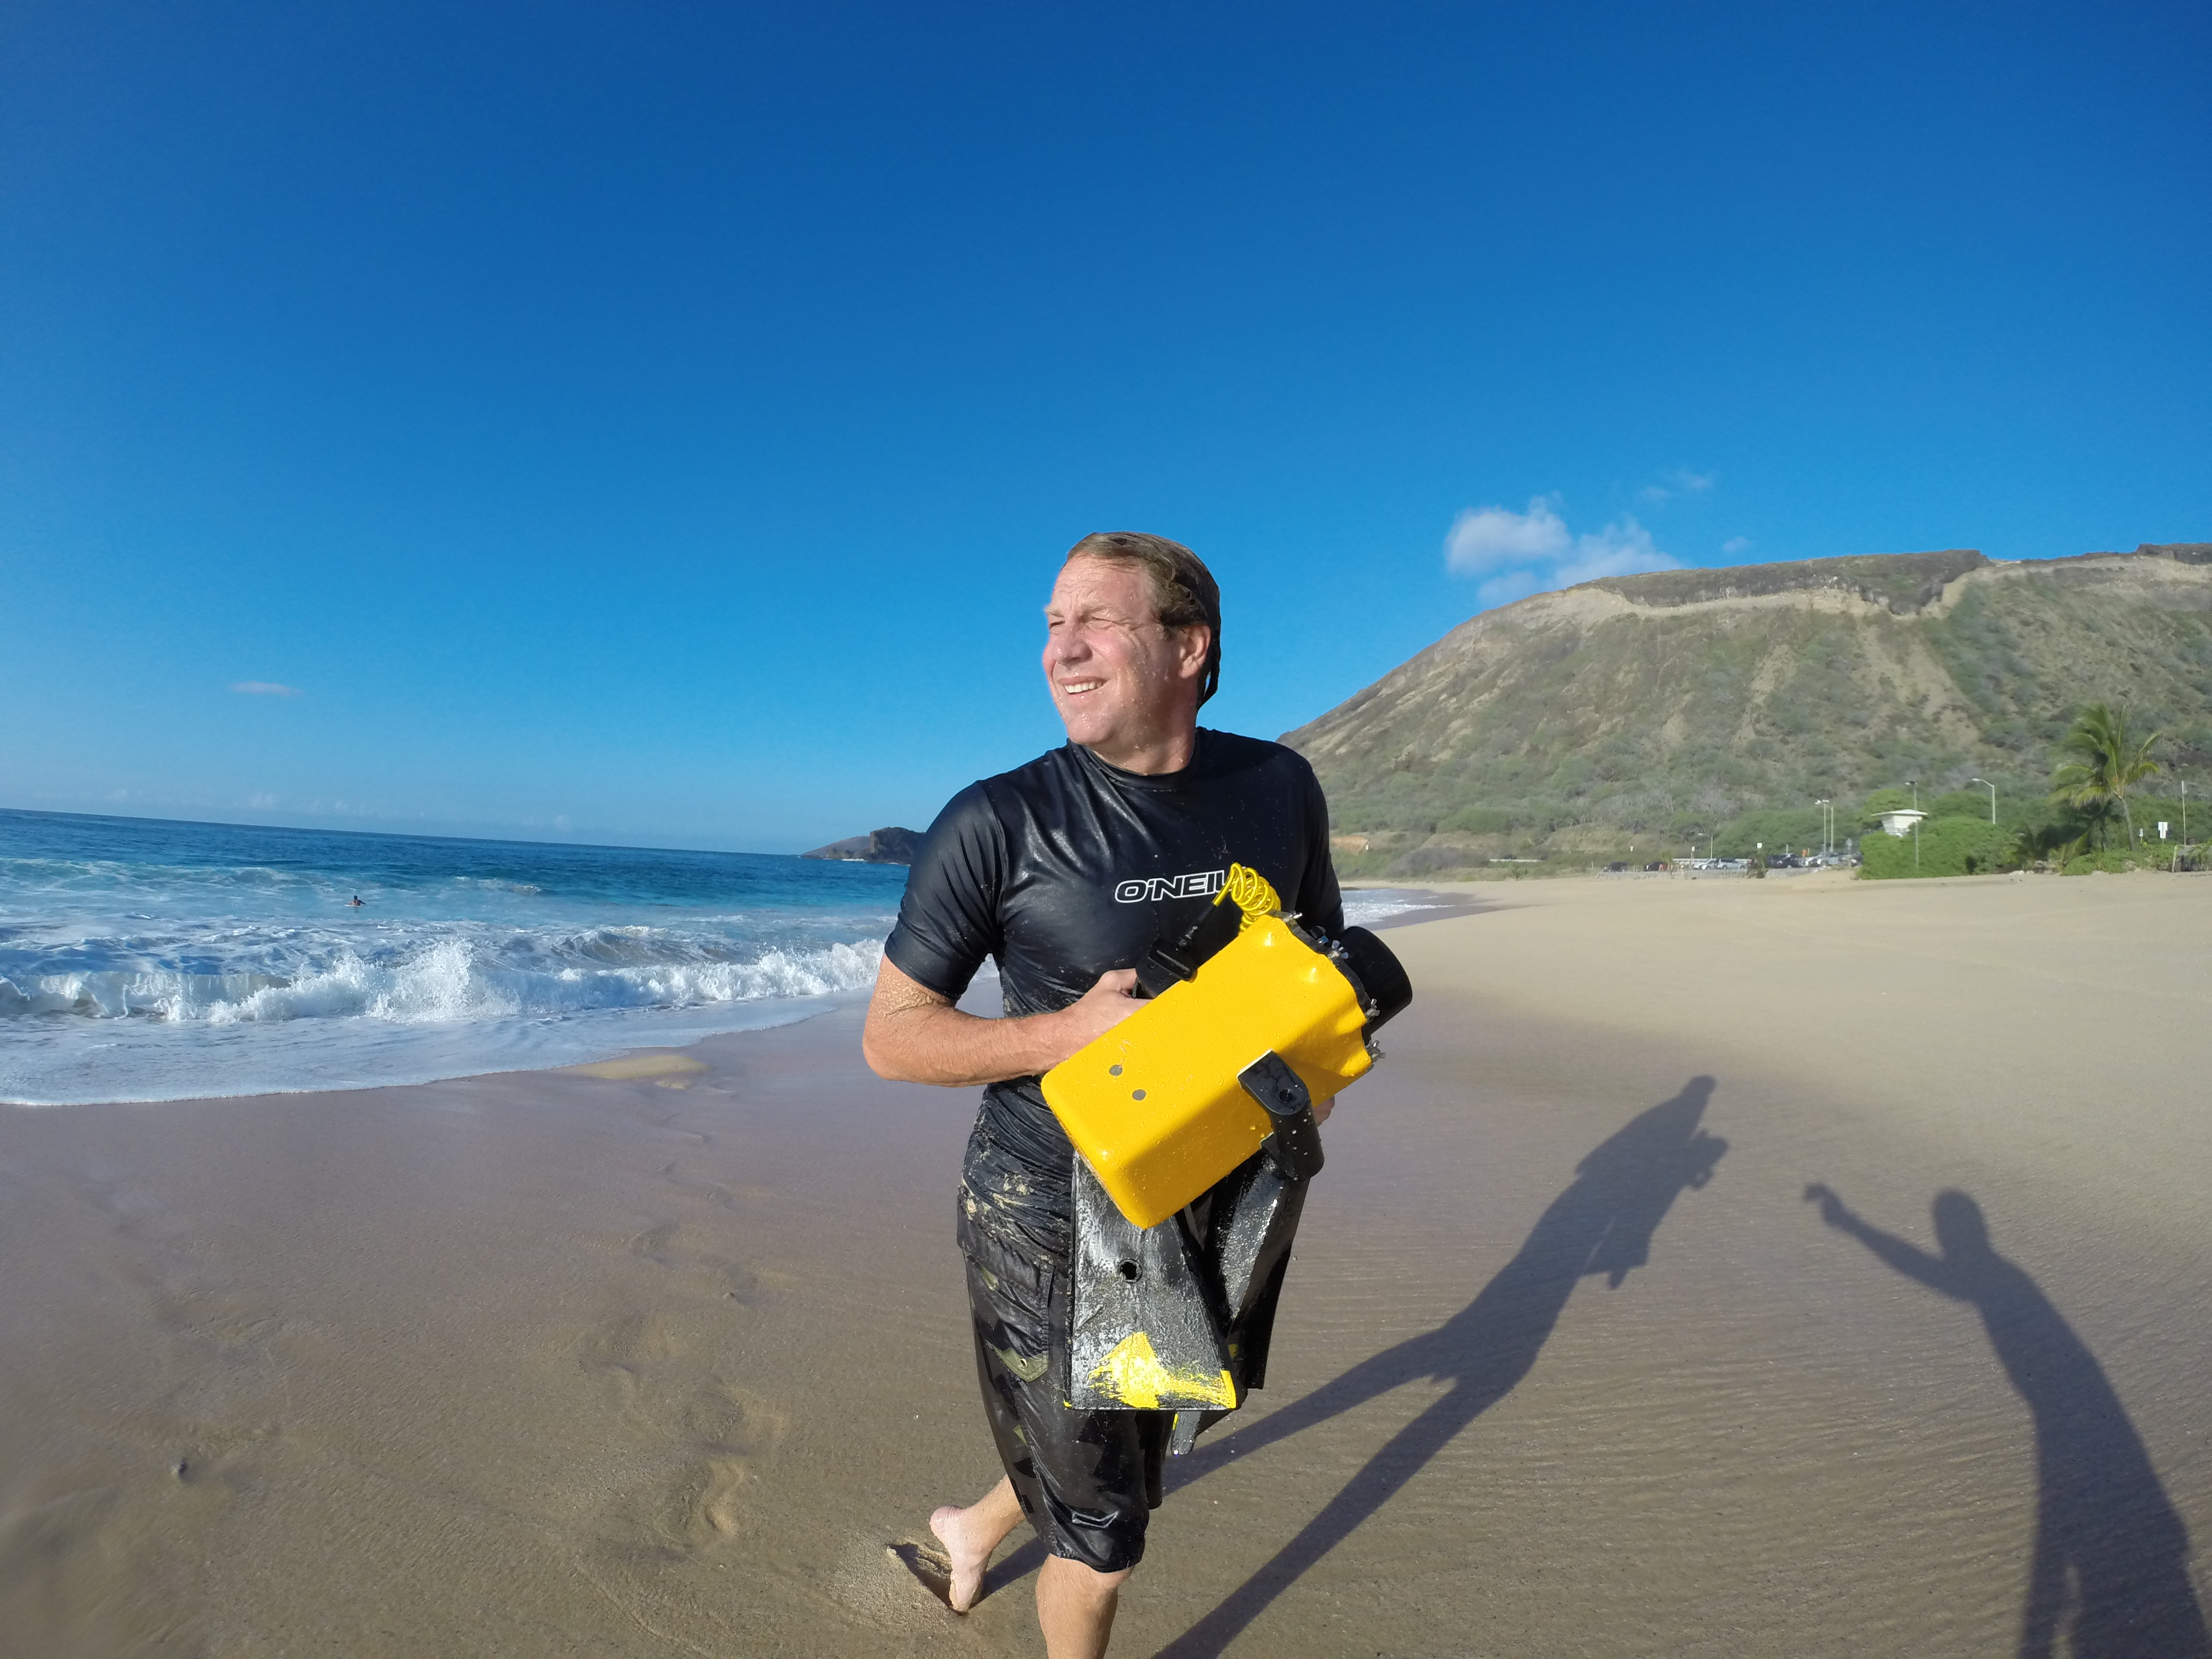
1041,915 -> 1373,1229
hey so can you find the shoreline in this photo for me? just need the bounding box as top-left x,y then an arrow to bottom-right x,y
0,990 -> 873,1112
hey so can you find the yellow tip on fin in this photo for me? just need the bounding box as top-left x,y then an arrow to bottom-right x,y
1086,1331 -> 1239,1411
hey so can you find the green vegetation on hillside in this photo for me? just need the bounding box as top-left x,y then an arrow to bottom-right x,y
1291,547 -> 2212,880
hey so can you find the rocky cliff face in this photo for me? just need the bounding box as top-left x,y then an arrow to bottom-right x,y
1283,546 -> 2212,866
800,826 -> 923,865
1592,547 -> 1989,614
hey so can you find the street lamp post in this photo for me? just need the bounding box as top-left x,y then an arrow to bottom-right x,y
1970,778 -> 1996,823
1815,798 -> 1833,857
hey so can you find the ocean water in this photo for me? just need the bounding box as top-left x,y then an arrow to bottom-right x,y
0,809 -> 1438,1106
0,810 -> 906,1105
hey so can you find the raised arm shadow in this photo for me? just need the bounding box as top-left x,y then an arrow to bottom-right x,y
1156,1076 -> 1727,1657
1804,1184 -> 2209,1659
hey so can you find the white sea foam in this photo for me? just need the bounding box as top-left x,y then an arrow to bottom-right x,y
1340,888 -> 1444,926
0,932 -> 887,1105
0,815 -> 905,1105
0,934 -> 883,1030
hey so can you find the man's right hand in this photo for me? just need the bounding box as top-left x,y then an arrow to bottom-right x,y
1803,1182 -> 1849,1227
863,958 -> 1145,1088
1050,968 -> 1141,1061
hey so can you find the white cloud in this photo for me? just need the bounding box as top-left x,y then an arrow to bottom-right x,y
1444,496 -> 1570,573
1445,498 -> 1678,607
231,681 -> 302,697
1637,468 -> 1717,506
1721,535 -> 1754,556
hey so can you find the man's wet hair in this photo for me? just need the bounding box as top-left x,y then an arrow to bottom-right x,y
1063,531 -> 1222,706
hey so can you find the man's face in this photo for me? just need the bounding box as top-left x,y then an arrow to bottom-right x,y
1042,557 -> 1210,765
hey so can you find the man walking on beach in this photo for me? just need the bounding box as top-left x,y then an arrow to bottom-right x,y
863,532 -> 1342,1657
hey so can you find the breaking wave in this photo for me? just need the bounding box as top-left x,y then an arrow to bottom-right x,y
0,928 -> 883,1026
0,810 -> 907,1105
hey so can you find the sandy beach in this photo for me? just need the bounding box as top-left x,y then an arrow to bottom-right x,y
4,871 -> 2209,1657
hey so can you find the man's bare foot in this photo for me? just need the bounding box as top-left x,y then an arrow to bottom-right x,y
929,1503 -> 995,1613
916,1476 -> 1023,1614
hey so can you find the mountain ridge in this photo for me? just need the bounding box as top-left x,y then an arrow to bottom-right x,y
1284,544 -> 2212,872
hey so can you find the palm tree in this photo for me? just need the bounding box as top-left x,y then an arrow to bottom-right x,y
2049,705 -> 2162,852
2012,820 -> 2083,870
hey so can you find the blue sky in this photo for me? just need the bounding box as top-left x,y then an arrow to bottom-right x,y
4,2 -> 2206,851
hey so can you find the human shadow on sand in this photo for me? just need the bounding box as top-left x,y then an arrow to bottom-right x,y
1805,1184 -> 2211,1659
1154,1076 -> 1728,1658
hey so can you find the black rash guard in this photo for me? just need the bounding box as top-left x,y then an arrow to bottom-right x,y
885,728 -> 1343,1262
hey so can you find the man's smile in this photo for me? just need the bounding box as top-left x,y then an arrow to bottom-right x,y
1059,678 -> 1106,696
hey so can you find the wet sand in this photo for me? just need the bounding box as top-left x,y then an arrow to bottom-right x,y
4,872 -> 2209,1656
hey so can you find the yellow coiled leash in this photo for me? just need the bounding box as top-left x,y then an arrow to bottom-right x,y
1217,862 -> 1281,925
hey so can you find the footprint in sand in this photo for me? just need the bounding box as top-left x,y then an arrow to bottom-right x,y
596,1381 -> 790,1554
884,1532 -> 1048,1614
73,1168 -> 297,1381
575,1311 -> 685,1385
655,1160 -> 740,1211
676,1379 -> 788,1455
624,1220 -> 763,1304
26,1170 -> 300,1643
625,1220 -> 684,1267
658,1453 -> 753,1546
887,1540 -> 958,1609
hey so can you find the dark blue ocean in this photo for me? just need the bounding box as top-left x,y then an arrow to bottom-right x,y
0,809 -> 1434,1105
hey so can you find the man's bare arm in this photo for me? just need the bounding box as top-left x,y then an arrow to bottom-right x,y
862,956 -> 1141,1087
1803,1183 -> 1964,1301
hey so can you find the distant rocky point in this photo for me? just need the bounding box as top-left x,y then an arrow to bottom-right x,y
801,826 -> 923,865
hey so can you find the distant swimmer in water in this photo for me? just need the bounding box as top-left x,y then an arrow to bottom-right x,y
347,895 -> 366,907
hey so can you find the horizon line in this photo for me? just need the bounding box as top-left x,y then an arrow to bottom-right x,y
0,803 -> 880,865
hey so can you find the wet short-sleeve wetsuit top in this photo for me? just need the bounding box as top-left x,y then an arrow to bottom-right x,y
884,728 -> 1342,1260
